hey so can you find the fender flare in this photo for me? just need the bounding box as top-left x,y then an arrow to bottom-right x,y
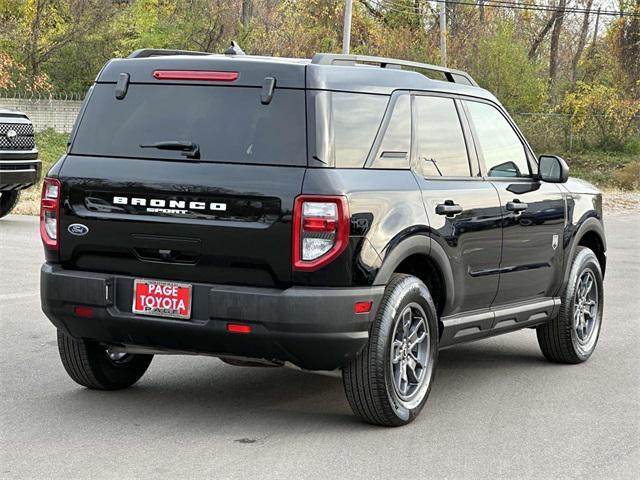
562,216 -> 607,290
373,235 -> 456,313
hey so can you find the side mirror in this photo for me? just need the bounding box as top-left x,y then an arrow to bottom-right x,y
538,155 -> 569,183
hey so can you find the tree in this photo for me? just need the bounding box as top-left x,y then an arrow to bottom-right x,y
16,0 -> 117,77
571,0 -> 594,84
0,52 -> 52,93
528,12 -> 557,60
549,0 -> 567,85
471,24 -> 549,112
615,0 -> 640,95
241,0 -> 253,29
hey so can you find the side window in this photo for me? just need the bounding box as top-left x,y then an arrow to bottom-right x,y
371,95 -> 411,169
464,101 -> 530,178
309,91 -> 388,168
331,93 -> 388,168
414,96 -> 471,177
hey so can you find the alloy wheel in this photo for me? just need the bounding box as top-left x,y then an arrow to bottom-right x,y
390,302 -> 430,402
573,269 -> 600,354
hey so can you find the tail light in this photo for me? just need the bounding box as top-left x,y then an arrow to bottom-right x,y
153,70 -> 239,81
293,195 -> 349,271
40,177 -> 61,250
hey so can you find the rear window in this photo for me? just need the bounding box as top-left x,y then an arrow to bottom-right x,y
309,91 -> 388,168
70,84 -> 307,166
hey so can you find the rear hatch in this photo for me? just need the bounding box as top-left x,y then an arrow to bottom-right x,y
58,55 -> 308,288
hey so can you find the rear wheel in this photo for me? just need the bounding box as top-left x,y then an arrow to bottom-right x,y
0,191 -> 20,218
343,274 -> 438,426
57,330 -> 153,390
537,247 -> 604,363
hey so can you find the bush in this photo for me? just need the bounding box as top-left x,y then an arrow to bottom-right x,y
611,162 -> 640,191
623,136 -> 640,155
562,82 -> 640,150
564,150 -> 639,191
36,129 -> 69,174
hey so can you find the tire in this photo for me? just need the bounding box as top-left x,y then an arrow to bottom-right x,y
342,274 -> 439,426
0,191 -> 20,218
537,246 -> 604,363
57,330 -> 153,390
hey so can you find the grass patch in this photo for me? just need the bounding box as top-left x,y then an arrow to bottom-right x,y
38,129 -> 70,172
561,150 -> 640,191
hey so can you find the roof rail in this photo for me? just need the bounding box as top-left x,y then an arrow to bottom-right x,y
128,48 -> 211,59
311,53 -> 478,87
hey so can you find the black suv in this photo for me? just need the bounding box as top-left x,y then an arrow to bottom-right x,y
0,109 -> 40,217
40,50 -> 606,426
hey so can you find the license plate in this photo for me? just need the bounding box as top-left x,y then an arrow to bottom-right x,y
132,279 -> 192,319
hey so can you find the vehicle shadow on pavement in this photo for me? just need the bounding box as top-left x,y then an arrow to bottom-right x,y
438,340 -> 547,369
55,338 -> 548,431
59,358 -> 360,430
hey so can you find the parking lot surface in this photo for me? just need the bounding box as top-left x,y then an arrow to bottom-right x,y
1,214 -> 638,479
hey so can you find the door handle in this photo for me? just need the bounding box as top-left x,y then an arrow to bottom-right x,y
506,200 -> 528,213
435,200 -> 463,216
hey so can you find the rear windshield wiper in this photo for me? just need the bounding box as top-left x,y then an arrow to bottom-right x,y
139,141 -> 200,159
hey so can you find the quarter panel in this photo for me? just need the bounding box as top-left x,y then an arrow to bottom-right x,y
298,168 -> 427,287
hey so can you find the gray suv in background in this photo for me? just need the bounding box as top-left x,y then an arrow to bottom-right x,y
0,109 -> 40,218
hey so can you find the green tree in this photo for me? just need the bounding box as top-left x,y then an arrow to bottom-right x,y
470,24 -> 549,112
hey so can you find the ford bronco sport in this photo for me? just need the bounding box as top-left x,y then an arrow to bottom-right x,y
40,49 -> 606,426
0,109 -> 40,218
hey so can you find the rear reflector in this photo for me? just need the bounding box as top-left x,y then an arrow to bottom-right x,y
74,306 -> 94,318
354,301 -> 372,314
153,70 -> 239,81
227,323 -> 252,334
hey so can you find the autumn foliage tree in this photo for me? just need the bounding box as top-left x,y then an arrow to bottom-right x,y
0,0 -> 638,150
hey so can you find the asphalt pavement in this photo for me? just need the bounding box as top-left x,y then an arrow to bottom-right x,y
1,214 -> 638,480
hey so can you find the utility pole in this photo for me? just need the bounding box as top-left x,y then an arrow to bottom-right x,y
342,0 -> 353,54
439,1 -> 447,67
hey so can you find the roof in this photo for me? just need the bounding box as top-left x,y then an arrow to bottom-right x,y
305,62 -> 496,101
98,50 -> 497,103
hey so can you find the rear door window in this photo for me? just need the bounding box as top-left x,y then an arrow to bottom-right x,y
70,84 -> 307,166
414,96 -> 471,177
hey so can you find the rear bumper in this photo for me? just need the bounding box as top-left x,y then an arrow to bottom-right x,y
41,264 -> 384,370
0,158 -> 41,190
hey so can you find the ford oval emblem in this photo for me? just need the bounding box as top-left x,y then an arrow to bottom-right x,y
68,223 -> 89,236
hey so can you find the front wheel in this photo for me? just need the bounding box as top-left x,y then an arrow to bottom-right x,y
0,191 -> 20,218
342,274 -> 438,426
537,246 -> 604,363
57,330 -> 153,390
